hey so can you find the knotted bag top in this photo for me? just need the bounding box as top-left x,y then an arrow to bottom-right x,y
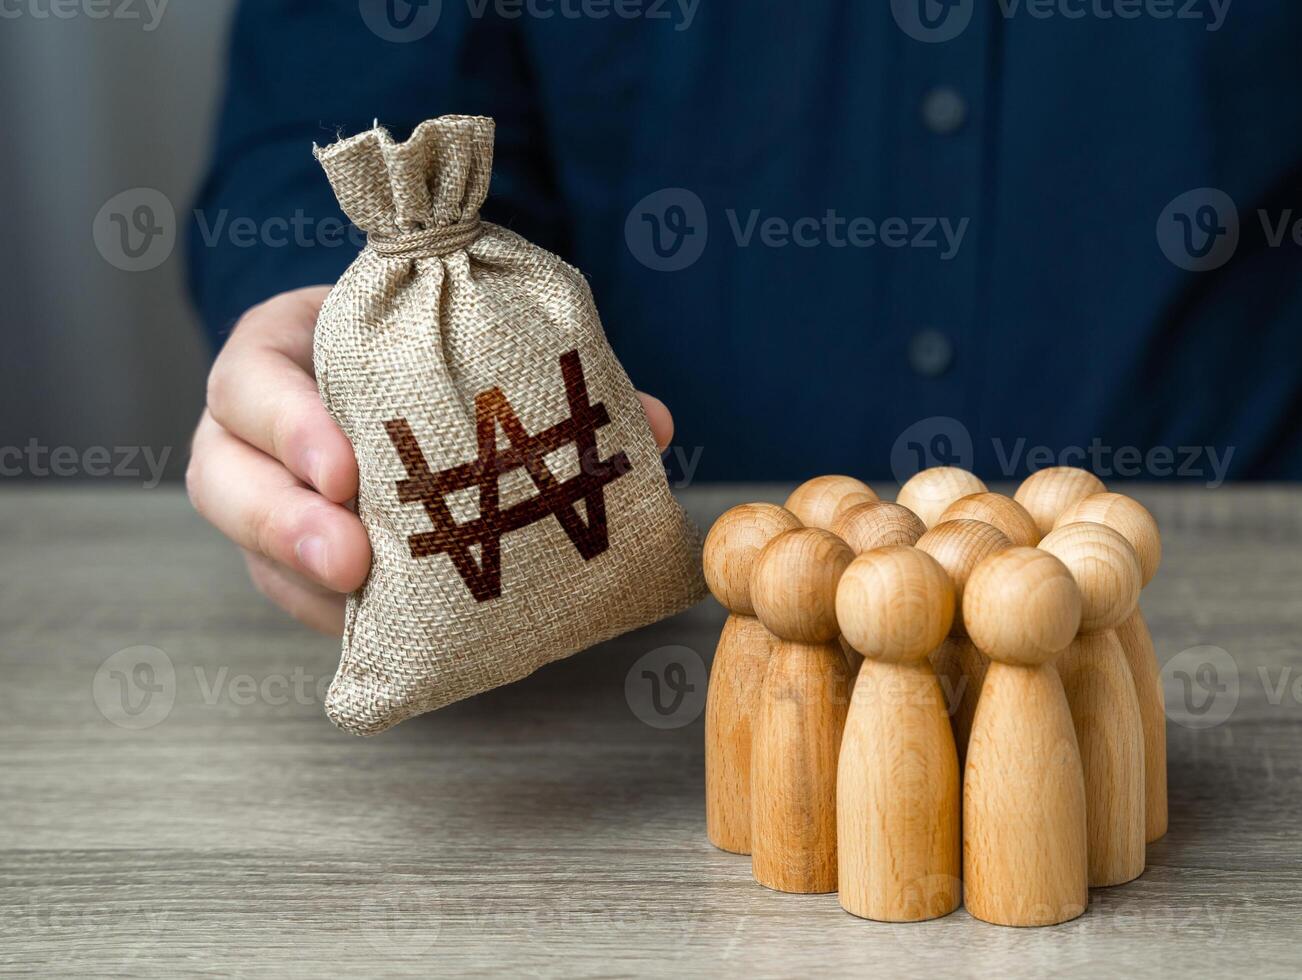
315,116 -> 494,257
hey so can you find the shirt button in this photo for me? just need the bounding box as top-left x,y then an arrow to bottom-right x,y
922,87 -> 967,135
909,329 -> 953,377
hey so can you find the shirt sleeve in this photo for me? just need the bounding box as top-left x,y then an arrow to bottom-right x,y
187,0 -> 569,350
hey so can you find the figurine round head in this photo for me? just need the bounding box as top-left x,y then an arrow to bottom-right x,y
830,500 -> 927,555
964,547 -> 1083,666
915,519 -> 1012,635
895,467 -> 988,528
1038,522 -> 1142,632
1013,466 -> 1106,538
1055,492 -> 1161,586
751,528 -> 854,642
703,503 -> 803,615
783,475 -> 878,530
836,546 -> 955,664
939,492 -> 1041,547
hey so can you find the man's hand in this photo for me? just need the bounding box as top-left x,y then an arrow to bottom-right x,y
187,286 -> 675,635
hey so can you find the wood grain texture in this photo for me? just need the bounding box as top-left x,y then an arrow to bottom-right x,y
896,468 -> 988,529
702,504 -> 801,853
704,615 -> 774,855
1015,467 -> 1108,537
939,492 -> 1041,547
829,501 -> 927,554
2,486 -> 1301,978
964,663 -> 1089,927
930,636 -> 989,772
836,548 -> 960,922
749,528 -> 852,893
1056,492 -> 1168,841
917,520 -> 1011,760
1116,609 -> 1169,842
1056,632 -> 1147,887
963,547 -> 1087,926
839,660 -> 960,922
1041,522 -> 1147,887
782,476 -> 877,531
749,637 -> 848,894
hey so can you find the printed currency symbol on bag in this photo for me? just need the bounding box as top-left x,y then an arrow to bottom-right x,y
384,349 -> 632,602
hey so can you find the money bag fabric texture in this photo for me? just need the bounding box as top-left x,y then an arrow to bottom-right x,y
312,116 -> 706,735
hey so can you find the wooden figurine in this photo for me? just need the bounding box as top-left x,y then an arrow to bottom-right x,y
895,466 -> 988,528
702,502 -> 803,854
829,500 -> 928,554
1039,521 -> 1146,887
916,519 -> 1012,766
784,475 -> 878,531
749,528 -> 854,893
836,546 -> 961,922
939,492 -> 1041,547
1056,492 -> 1166,842
1013,466 -> 1106,538
962,546 -> 1088,927
828,501 -> 927,680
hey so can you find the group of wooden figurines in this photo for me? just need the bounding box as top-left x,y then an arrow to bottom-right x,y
702,466 -> 1166,927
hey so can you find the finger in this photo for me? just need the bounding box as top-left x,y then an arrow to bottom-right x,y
207,287 -> 358,504
188,412 -> 371,593
637,392 -> 674,451
242,549 -> 346,636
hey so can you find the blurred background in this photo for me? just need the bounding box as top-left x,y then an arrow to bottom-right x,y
1,2 -> 1298,485
0,1 -> 232,482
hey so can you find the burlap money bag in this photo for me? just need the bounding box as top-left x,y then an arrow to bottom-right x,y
312,116 -> 706,735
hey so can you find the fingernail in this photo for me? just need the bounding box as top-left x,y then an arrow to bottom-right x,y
296,536 -> 329,580
302,449 -> 324,490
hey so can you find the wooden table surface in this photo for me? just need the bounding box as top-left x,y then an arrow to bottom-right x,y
2,485 -> 1300,978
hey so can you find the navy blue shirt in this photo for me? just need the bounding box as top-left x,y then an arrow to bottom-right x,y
189,0 -> 1302,482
